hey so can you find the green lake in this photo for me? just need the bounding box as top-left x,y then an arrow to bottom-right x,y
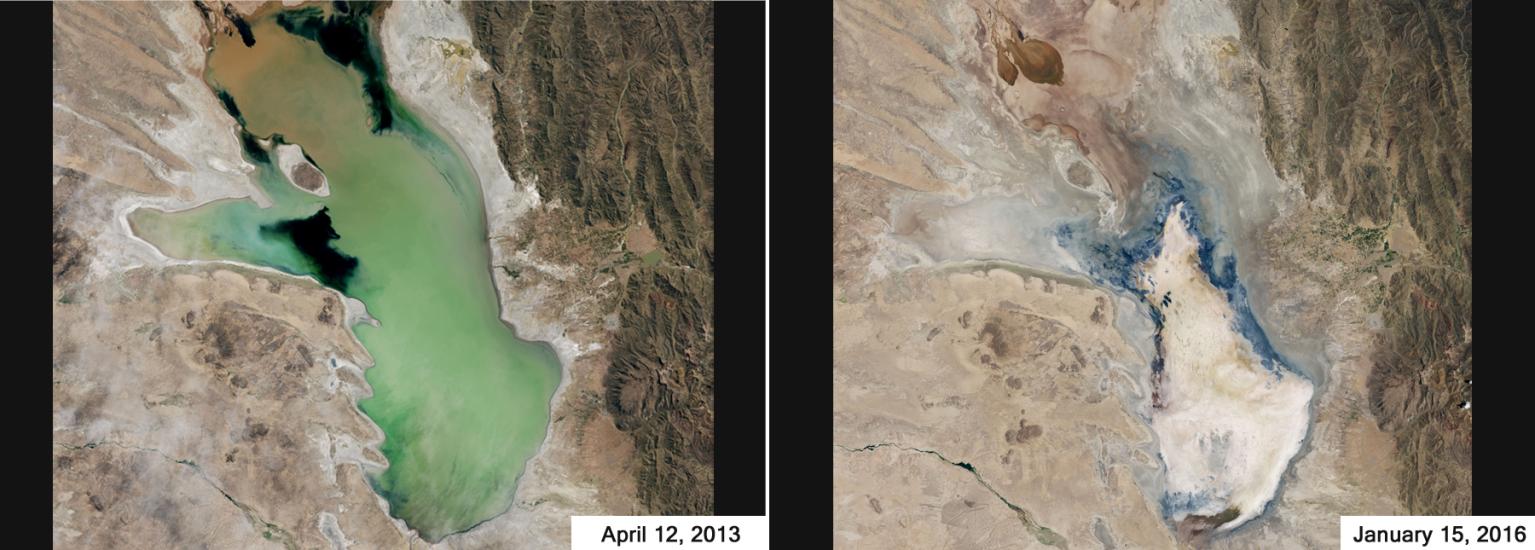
130,6 -> 560,541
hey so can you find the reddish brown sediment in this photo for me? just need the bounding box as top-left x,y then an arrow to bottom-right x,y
1022,115 -> 1089,156
1008,38 -> 1064,84
972,1 -> 1149,208
1175,507 -> 1240,548
289,162 -> 324,192
986,8 -> 1065,87
996,48 -> 1020,85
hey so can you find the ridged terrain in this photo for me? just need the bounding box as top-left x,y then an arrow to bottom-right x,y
462,2 -> 716,514
1230,0 -> 1472,515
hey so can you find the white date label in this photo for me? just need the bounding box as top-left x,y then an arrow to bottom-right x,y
572,516 -> 767,549
1342,516 -> 1534,549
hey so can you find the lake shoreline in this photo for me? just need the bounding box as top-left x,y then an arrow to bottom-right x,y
377,2 -> 598,545
137,4 -> 567,540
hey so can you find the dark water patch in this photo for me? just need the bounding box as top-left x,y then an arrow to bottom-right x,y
1054,173 -> 1298,377
223,4 -> 256,47
260,206 -> 358,291
215,88 -> 245,126
267,133 -> 303,155
234,128 -> 325,171
192,0 -> 214,25
300,149 -> 324,173
217,86 -> 267,165
273,134 -> 326,174
275,4 -> 394,132
239,130 -> 269,164
263,132 -> 297,150
1163,175 -> 1285,374
1053,175 -> 1187,294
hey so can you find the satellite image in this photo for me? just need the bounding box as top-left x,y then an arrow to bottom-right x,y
833,0 -> 1470,548
54,1 -> 714,547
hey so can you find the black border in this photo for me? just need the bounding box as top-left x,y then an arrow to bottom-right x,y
764,0 -> 835,532
714,0 -> 767,516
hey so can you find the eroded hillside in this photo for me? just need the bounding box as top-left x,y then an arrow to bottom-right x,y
462,2 -> 716,515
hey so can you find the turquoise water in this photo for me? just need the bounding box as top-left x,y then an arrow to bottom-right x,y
130,7 -> 560,541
